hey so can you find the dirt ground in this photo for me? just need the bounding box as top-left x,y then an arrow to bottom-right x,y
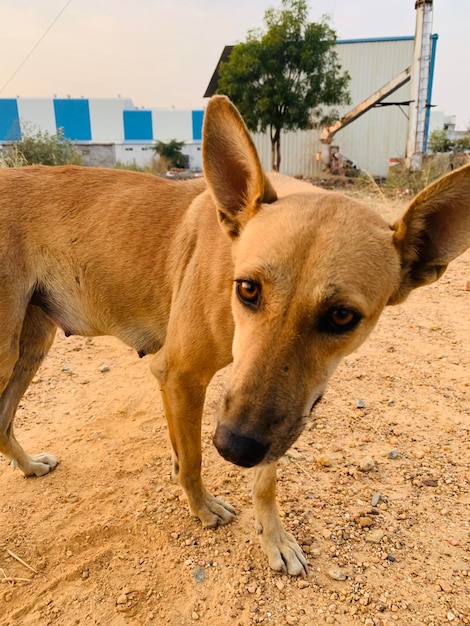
1,194 -> 469,626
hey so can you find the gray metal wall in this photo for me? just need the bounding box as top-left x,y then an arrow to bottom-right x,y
252,37 -> 415,178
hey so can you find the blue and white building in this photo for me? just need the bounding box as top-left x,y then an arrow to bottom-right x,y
0,97 -> 204,170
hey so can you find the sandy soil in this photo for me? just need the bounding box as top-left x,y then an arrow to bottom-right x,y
1,196 -> 469,626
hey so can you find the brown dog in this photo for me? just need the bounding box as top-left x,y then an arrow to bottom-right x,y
1,96 -> 469,577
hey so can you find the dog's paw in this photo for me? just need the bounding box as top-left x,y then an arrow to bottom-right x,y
257,524 -> 308,577
192,494 -> 236,528
20,453 -> 59,477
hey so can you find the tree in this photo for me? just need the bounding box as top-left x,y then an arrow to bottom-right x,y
153,139 -> 186,169
216,0 -> 350,171
12,127 -> 82,165
427,128 -> 470,154
428,129 -> 453,153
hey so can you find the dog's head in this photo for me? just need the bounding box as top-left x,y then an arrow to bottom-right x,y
203,96 -> 470,468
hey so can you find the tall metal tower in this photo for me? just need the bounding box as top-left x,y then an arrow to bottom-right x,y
406,0 -> 434,170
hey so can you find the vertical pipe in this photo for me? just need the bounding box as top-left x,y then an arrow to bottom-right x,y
423,33 -> 438,152
406,0 -> 434,170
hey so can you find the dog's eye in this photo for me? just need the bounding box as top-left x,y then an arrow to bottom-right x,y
236,279 -> 260,309
321,307 -> 361,333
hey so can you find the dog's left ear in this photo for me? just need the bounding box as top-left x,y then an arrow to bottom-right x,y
389,163 -> 470,304
203,95 -> 277,240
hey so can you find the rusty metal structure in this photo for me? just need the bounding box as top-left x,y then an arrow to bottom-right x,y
321,0 -> 434,172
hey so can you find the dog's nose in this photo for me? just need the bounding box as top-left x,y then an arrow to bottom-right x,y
213,425 -> 268,468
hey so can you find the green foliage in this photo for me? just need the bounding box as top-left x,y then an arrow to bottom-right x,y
428,129 -> 453,153
428,128 -> 470,153
453,134 -> 470,152
12,127 -> 83,166
216,0 -> 350,171
153,139 -> 186,169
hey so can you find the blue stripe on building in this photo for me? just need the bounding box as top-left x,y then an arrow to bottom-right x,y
0,99 -> 21,141
123,110 -> 153,141
54,99 -> 92,141
191,110 -> 204,141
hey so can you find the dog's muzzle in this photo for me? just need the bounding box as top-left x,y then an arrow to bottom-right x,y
213,424 -> 268,468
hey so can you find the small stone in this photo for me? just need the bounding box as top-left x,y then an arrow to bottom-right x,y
356,399 -> 365,409
365,529 -> 384,544
275,580 -> 285,591
297,580 -> 309,589
193,567 -> 205,583
423,478 -> 438,487
451,560 -> 470,572
192,612 -> 199,620
371,492 -> 382,507
386,554 -> 396,562
359,457 -> 375,472
437,579 -> 452,593
357,516 -> 374,528
116,594 -> 128,605
66,549 -> 73,558
247,583 -> 257,594
388,449 -> 399,459
446,537 -> 460,547
447,612 -> 456,622
99,364 -> 110,373
316,454 -> 333,467
327,567 -> 348,581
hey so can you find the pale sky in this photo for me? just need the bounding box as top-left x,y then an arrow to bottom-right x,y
1,0 -> 468,129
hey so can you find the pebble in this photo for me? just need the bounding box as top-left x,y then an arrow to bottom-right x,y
193,567 -> 205,583
316,454 -> 333,467
388,449 -> 399,459
357,516 -> 374,528
98,364 -> 110,373
327,567 -> 348,581
446,537 -> 460,547
437,579 -> 452,593
365,529 -> 384,544
297,580 -> 309,589
359,457 -> 375,472
356,399 -> 365,409
116,594 -> 128,605
371,492 -> 382,507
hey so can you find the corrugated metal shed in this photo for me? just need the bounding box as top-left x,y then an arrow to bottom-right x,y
207,37 -> 435,177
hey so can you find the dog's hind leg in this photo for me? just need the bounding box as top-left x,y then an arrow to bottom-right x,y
253,463 -> 308,577
0,305 -> 57,476
151,353 -> 236,528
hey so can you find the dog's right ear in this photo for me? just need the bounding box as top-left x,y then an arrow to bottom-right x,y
203,96 -> 277,240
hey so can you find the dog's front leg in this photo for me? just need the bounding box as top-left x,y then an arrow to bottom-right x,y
253,463 -> 308,577
151,355 -> 235,528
